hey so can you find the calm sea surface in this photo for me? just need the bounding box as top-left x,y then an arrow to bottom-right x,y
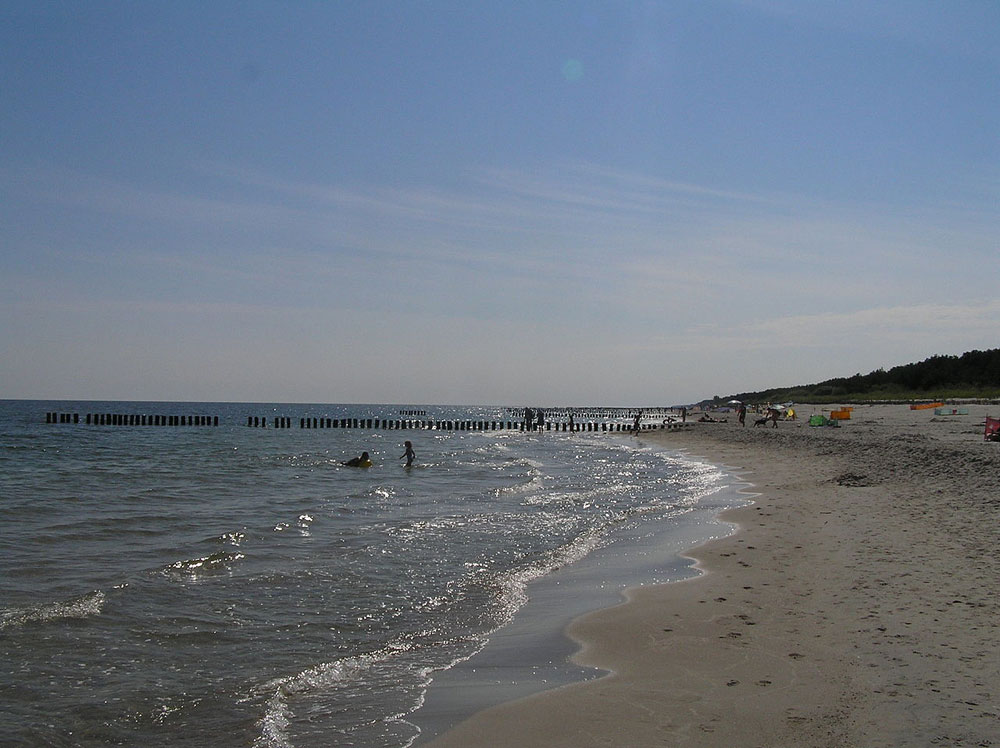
0,400 -> 738,747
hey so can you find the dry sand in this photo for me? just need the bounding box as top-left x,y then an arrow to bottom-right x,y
424,404 -> 1000,747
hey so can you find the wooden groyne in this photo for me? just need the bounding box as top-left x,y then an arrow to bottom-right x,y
503,406 -> 681,420
245,417 -> 688,432
44,412 -> 688,432
46,412 -> 219,426
46,412 -> 80,424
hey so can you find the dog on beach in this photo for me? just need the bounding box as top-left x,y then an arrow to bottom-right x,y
754,408 -> 780,428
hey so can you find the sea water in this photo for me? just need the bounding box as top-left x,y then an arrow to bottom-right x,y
0,400 -> 740,747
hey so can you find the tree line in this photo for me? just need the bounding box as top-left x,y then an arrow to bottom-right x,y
722,348 -> 1000,404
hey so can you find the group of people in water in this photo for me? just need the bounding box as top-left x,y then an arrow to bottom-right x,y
343,440 -> 416,468
523,407 -> 546,430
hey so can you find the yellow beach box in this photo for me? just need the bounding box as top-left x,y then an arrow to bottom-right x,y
829,408 -> 851,420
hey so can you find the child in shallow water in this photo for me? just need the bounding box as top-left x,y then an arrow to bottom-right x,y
399,441 -> 415,467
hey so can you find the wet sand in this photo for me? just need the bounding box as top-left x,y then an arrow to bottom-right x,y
423,403 -> 1000,747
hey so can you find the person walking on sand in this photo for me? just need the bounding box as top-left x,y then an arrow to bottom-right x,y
399,440 -> 416,467
738,403 -> 747,427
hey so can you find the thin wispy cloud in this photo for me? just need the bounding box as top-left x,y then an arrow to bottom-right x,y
7,159 -> 997,313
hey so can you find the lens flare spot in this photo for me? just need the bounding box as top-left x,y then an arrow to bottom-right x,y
561,58 -> 584,82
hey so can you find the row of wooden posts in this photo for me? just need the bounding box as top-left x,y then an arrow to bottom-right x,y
44,412 -> 686,432
504,407 -> 681,419
250,416 -> 686,432
45,412 -> 218,426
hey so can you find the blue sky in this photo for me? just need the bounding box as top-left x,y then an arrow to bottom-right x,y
2,1 -> 997,406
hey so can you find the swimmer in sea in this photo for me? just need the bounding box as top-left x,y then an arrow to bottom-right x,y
399,440 -> 415,467
343,451 -> 372,467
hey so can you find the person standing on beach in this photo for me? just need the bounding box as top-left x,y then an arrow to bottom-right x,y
766,407 -> 780,428
536,409 -> 545,430
738,403 -> 747,427
399,440 -> 416,467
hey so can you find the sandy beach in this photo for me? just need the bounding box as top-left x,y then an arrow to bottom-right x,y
424,403 -> 1000,747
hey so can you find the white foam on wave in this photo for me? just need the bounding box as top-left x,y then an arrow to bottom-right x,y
383,514 -> 489,546
650,451 -> 730,506
251,642 -> 417,748
492,525 -> 608,622
0,589 -> 106,630
163,550 -> 245,578
219,530 -> 247,546
521,490 -> 594,508
495,457 -> 545,496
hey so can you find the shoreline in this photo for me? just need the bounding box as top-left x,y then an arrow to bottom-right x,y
423,404 -> 1000,747
411,443 -> 749,743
